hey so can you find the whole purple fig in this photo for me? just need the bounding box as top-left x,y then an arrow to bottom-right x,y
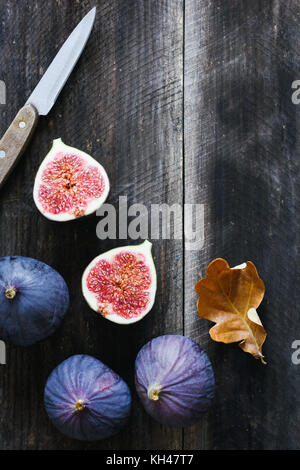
135,335 -> 215,427
0,256 -> 69,346
44,355 -> 132,441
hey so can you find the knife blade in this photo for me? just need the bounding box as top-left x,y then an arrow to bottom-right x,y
0,7 -> 96,189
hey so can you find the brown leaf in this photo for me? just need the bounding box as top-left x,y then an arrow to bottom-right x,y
195,258 -> 266,363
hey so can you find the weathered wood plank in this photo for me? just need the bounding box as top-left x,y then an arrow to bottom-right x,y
0,0 -> 183,449
2,0 -> 300,451
184,0 -> 300,450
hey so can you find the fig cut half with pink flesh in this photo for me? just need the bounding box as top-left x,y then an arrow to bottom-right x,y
33,138 -> 110,222
82,240 -> 157,325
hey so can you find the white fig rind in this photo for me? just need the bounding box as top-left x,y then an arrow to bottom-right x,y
33,138 -> 110,222
82,240 -> 157,325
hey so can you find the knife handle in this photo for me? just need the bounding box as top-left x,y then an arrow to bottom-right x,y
0,104 -> 39,189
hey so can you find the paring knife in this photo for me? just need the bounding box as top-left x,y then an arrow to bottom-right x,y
0,7 -> 96,189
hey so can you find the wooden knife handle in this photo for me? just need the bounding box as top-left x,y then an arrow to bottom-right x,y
0,104 -> 39,189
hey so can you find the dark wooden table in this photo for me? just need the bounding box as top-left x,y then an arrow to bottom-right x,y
0,0 -> 299,450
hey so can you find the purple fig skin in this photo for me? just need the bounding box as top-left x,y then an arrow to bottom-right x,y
135,335 -> 215,427
0,256 -> 69,346
44,355 -> 132,441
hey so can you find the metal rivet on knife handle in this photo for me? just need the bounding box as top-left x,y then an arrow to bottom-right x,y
0,104 -> 39,189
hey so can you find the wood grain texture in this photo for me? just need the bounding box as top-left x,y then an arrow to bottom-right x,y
0,0 -> 300,450
184,0 -> 300,450
0,0 -> 183,450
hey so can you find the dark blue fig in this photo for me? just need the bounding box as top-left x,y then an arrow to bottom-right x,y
135,335 -> 215,427
0,256 -> 69,346
44,355 -> 132,441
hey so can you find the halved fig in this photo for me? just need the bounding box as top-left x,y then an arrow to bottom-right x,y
82,240 -> 157,325
33,138 -> 110,221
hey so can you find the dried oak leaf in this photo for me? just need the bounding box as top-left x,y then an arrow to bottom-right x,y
195,258 -> 266,363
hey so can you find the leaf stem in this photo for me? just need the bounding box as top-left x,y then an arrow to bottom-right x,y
217,278 -> 263,361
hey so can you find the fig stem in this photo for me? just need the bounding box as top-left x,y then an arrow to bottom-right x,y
148,384 -> 162,401
74,399 -> 85,412
5,287 -> 17,299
